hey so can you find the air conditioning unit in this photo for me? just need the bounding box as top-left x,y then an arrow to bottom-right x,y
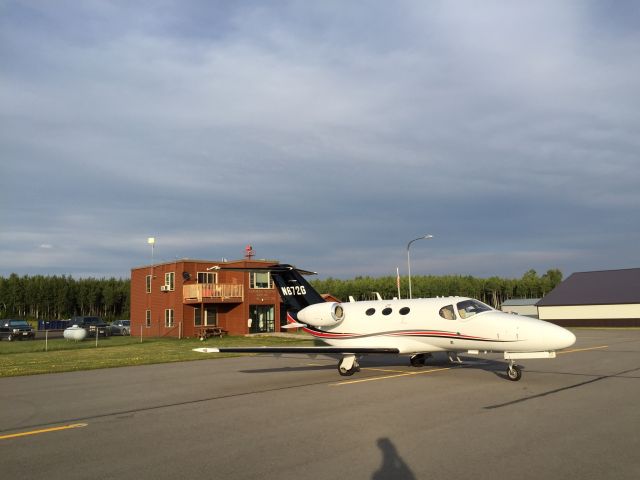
160,285 -> 170,292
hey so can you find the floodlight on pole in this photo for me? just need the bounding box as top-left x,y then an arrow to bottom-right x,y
147,237 -> 156,280
407,234 -> 434,299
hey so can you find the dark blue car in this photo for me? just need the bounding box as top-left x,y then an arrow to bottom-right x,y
0,319 -> 36,341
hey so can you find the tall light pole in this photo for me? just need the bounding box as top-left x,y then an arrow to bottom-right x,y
147,237 -> 155,268
407,234 -> 433,299
147,237 -> 156,283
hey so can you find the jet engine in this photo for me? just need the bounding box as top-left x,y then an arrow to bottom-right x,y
297,302 -> 345,327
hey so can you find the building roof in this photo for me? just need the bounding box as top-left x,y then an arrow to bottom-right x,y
131,258 -> 279,271
536,268 -> 640,307
501,298 -> 540,306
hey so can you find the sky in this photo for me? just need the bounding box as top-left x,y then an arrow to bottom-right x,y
1,0 -> 639,280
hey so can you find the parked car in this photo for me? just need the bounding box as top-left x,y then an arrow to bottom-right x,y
0,319 -> 36,341
109,319 -> 130,336
68,316 -> 110,337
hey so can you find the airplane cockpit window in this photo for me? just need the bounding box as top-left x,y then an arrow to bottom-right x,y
456,299 -> 491,319
439,305 -> 455,320
382,307 -> 392,316
399,307 -> 410,315
366,308 -> 375,316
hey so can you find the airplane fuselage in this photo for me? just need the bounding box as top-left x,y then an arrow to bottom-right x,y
296,297 -> 576,355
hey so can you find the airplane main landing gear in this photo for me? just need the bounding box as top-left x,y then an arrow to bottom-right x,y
338,355 -> 360,376
507,361 -> 522,381
410,353 -> 429,367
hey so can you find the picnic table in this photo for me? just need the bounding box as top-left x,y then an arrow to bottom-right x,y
195,326 -> 227,340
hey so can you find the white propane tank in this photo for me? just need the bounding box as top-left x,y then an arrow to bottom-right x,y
63,326 -> 87,341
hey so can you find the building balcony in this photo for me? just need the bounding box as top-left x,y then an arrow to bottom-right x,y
183,283 -> 244,303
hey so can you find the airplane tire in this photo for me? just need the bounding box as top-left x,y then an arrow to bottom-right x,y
339,366 -> 356,376
507,365 -> 522,381
338,360 -> 360,376
410,354 -> 426,367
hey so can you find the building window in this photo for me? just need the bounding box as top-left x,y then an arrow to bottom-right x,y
164,272 -> 175,291
145,310 -> 151,328
197,272 -> 217,284
165,309 -> 174,328
250,271 -> 272,289
146,275 -> 152,293
249,305 -> 275,333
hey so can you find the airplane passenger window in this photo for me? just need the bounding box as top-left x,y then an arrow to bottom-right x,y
366,308 -> 375,316
439,305 -> 455,320
399,307 -> 410,315
382,307 -> 392,316
456,299 -> 491,319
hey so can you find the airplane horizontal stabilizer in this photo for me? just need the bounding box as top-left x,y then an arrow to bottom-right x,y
192,346 -> 399,354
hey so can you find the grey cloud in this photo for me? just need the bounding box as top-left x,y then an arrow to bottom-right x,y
1,1 -> 639,278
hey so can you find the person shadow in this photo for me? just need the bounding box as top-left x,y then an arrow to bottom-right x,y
372,437 -> 417,480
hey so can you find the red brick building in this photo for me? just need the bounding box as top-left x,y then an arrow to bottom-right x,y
130,258 -> 285,338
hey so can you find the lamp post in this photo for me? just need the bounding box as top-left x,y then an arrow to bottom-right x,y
147,237 -> 155,274
407,234 -> 434,299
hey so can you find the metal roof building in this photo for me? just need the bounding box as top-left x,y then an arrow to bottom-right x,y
536,268 -> 640,327
500,298 -> 540,318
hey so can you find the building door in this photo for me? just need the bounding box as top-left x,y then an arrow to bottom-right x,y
194,306 -> 218,326
205,306 -> 217,326
249,305 -> 275,333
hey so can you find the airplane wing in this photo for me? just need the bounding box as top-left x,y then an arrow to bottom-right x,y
193,347 -> 400,354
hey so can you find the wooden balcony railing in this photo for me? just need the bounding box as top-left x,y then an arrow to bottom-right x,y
183,283 -> 244,302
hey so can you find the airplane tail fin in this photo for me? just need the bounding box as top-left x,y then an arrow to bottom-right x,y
267,264 -> 326,315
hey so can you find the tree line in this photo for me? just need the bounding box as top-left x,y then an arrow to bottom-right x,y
311,269 -> 563,308
0,268 -> 562,321
0,274 -> 130,321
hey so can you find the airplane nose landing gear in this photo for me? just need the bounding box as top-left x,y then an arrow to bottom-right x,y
507,360 -> 522,381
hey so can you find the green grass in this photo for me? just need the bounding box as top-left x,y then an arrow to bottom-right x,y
0,335 -> 314,378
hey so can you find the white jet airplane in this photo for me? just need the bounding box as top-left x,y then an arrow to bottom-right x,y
194,264 -> 576,381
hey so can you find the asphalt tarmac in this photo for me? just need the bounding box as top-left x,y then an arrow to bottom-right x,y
1,329 -> 639,480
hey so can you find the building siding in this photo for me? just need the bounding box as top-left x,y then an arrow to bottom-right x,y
538,304 -> 640,321
130,259 -> 283,338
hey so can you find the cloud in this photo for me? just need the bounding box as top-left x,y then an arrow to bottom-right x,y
1,1 -> 639,278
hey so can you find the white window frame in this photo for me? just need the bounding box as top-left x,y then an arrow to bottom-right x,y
250,271 -> 272,289
164,272 -> 175,291
197,272 -> 218,284
145,310 -> 151,328
164,309 -> 174,328
146,275 -> 152,293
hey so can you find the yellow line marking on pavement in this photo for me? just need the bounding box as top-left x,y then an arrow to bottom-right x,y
558,345 -> 608,355
0,423 -> 88,441
360,367 -> 410,374
331,366 -> 457,386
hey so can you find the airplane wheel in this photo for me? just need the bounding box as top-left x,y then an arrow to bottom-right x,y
338,360 -> 360,376
507,365 -> 522,381
410,354 -> 426,367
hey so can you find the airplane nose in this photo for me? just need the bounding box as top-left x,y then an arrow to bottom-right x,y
550,324 -> 576,350
559,327 -> 576,349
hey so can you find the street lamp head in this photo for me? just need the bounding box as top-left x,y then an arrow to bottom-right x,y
423,234 -> 434,239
